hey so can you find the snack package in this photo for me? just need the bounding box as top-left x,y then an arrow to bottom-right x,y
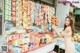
17,39 -> 22,45
16,0 -> 23,28
37,33 -> 43,38
29,42 -> 34,47
30,35 -> 36,43
46,32 -> 54,37
51,16 -> 58,26
78,35 -> 80,42
29,42 -> 35,50
23,44 -> 29,52
12,40 -> 19,46
22,38 -> 30,44
45,34 -> 52,44
11,35 -> 16,40
35,37 -> 40,47
40,37 -> 46,44
13,47 -> 21,53
8,40 -> 12,45
11,1 -> 16,22
12,0 -> 16,2
19,44 -> 24,48
52,8 -> 55,16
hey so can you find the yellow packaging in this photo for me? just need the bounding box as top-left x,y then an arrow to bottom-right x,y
18,39 -> 22,45
35,37 -> 40,47
24,44 -> 29,51
22,38 -> 30,44
12,40 -> 19,46
45,34 -> 52,44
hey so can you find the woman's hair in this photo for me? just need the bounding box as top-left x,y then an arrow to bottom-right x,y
64,16 -> 75,37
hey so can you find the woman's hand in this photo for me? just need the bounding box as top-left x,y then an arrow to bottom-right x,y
52,24 -> 64,38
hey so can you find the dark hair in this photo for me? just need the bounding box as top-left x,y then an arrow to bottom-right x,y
64,16 -> 74,37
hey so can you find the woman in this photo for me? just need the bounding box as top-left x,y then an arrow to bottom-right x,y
52,16 -> 75,53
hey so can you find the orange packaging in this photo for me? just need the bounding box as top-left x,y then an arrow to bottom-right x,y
45,34 -> 53,44
51,16 -> 58,26
8,40 -> 12,45
35,37 -> 40,47
23,44 -> 29,52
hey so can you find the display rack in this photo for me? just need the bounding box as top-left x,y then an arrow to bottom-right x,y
4,0 -> 57,53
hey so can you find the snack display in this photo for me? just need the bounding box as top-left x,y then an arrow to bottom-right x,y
4,0 -> 55,53
3,0 -> 80,53
7,32 -> 54,53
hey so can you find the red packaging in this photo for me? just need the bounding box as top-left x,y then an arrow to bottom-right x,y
11,35 -> 16,40
11,1 -> 16,22
8,40 -> 12,45
46,32 -> 54,37
12,2 -> 16,6
12,7 -> 16,11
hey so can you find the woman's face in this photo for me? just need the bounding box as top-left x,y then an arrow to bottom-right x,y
65,18 -> 70,26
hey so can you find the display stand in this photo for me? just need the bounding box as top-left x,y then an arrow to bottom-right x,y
27,42 -> 56,53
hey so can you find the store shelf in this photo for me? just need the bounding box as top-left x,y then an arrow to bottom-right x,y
27,42 -> 56,53
8,42 -> 56,53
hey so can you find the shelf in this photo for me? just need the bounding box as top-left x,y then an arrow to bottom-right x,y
27,42 -> 56,53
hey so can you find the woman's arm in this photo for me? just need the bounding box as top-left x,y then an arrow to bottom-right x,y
52,25 -> 64,38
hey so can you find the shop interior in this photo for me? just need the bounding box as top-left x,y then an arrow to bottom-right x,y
0,0 -> 80,53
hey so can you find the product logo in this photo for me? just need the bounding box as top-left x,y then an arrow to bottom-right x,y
58,1 -> 79,5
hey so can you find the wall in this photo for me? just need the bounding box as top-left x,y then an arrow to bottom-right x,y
73,0 -> 80,8
56,0 -> 70,28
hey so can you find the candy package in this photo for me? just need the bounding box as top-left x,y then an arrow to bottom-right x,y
35,37 -> 40,47
23,43 -> 29,52
45,34 -> 53,44
12,40 -> 19,46
51,16 -> 58,26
